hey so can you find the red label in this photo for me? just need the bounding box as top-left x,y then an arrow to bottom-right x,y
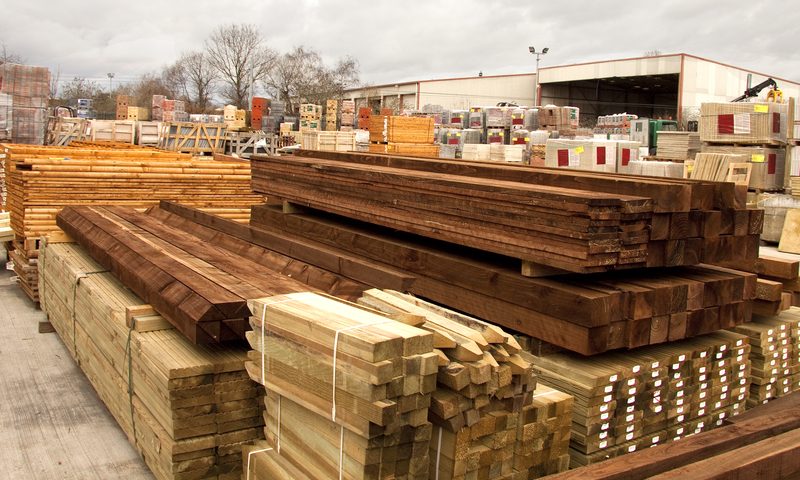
557,149 -> 569,167
768,153 -> 777,175
718,114 -> 734,134
489,135 -> 503,143
452,117 -> 462,123
512,138 -> 526,145
596,146 -> 606,165
622,148 -> 631,166
448,138 -> 460,145
512,118 -> 524,125
773,112 -> 781,133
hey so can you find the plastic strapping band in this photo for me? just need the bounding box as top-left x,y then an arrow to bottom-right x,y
246,447 -> 273,480
435,426 -> 443,480
331,319 -> 393,422
338,425 -> 345,480
276,395 -> 282,453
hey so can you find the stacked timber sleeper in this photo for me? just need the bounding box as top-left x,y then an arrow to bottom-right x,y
245,202 -> 757,355
530,330 -> 751,467
251,149 -> 762,273
3,143 -> 262,302
39,241 -> 263,480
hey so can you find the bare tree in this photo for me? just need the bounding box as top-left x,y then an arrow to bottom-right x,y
205,24 -> 275,108
644,50 -> 662,57
161,61 -> 189,101
60,77 -> 101,100
263,46 -> 359,115
180,51 -> 217,113
49,65 -> 61,99
0,42 -> 23,65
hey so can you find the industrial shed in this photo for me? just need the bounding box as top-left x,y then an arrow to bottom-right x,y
345,53 -> 800,127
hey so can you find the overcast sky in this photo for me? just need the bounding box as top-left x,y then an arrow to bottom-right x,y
2,0 -> 798,93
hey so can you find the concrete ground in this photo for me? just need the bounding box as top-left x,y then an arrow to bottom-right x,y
0,267 -> 153,479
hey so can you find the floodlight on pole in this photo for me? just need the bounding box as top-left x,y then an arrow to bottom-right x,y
528,47 -> 549,106
107,72 -> 115,92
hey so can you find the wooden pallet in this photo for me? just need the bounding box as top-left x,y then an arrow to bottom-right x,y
158,122 -> 227,154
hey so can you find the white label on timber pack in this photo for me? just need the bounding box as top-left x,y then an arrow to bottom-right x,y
628,397 -> 635,405
721,392 -> 728,400
628,445 -> 636,453
720,368 -> 727,376
628,379 -> 636,386
600,404 -> 609,412
604,394 -> 612,403
673,373 -> 681,380
677,380 -> 684,388
605,385 -> 613,393
677,398 -> 684,406
715,401 -> 722,409
627,424 -> 635,433
655,405 -> 663,413
600,431 -> 608,440
601,412 -> 610,420
700,391 -> 707,399
699,401 -> 707,409
652,371 -> 659,379
698,408 -> 705,416
652,361 -> 660,369
677,427 -> 685,435
734,113 -> 751,134
602,422 -> 610,430
739,364 -> 746,371
600,440 -> 608,449
736,355 -> 743,362
677,391 -> 684,398
701,352 -> 707,358
722,385 -> 729,393
653,436 -> 661,444
720,345 -> 727,352
626,433 -> 634,441
633,365 -> 641,373
654,395 -> 662,403
740,379 -> 747,386
568,150 -> 580,167
655,380 -> 663,387
721,375 -> 728,383
672,363 -> 680,370
628,387 -> 636,395
768,335 -> 774,342
627,414 -> 635,422
700,366 -> 707,373
719,360 -> 725,367
627,405 -> 635,413
701,382 -> 708,390
678,414 -> 685,422
771,359 -> 777,366
610,375 -> 618,382
678,405 -> 686,414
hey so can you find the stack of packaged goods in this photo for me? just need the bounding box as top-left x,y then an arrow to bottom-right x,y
299,103 -> 322,131
340,100 -> 355,131
0,63 -> 50,144
539,106 -> 580,136
251,97 -> 269,131
325,99 -> 338,131
115,95 -> 130,120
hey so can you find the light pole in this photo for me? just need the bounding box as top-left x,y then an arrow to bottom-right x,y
107,72 -> 115,92
528,47 -> 549,106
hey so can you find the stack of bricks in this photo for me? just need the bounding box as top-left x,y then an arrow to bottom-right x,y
299,103 -> 322,131
325,99 -> 338,131
340,100 -> 355,131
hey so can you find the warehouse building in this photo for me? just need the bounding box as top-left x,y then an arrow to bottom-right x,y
344,53 -> 800,127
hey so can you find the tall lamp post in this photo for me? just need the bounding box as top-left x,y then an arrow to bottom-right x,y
107,72 -> 115,92
528,46 -> 548,106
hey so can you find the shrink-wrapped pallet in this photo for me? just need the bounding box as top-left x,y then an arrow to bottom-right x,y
449,110 -> 468,127
462,144 -> 491,161
615,140 -> 642,173
467,109 -> 484,129
490,144 -> 526,163
486,127 -> 505,144
1,63 -> 49,144
524,108 -> 539,131
461,128 -> 482,144
702,144 -> 785,191
544,139 -> 616,173
539,106 -> 579,131
699,102 -> 788,145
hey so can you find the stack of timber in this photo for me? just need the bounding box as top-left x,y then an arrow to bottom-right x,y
238,200 -> 758,355
701,145 -> 785,192
755,253 -> 800,306
358,289 -> 573,479
532,330 -> 751,467
655,132 -> 701,160
0,211 -> 13,242
699,102 -> 788,145
38,241 -> 264,480
2,143 -> 262,302
55,205 -> 367,344
252,149 -> 762,275
541,392 -> 800,480
245,293 -> 436,480
730,308 -> 800,406
368,116 -> 438,157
